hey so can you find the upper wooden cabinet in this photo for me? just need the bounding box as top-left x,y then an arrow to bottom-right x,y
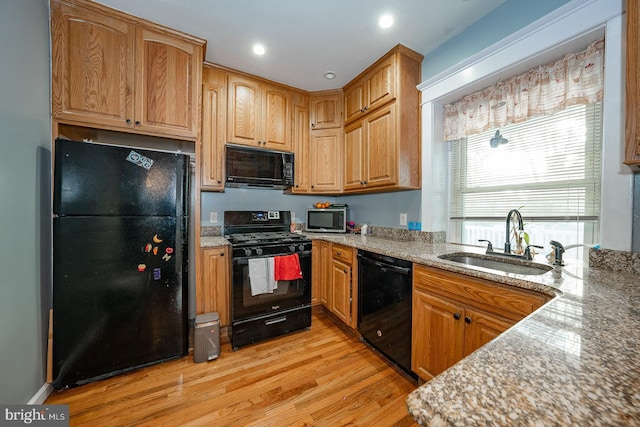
51,0 -> 205,140
344,104 -> 397,190
290,92 -> 311,194
227,74 -> 292,151
344,55 -> 395,125
289,90 -> 344,195
625,0 -> 640,166
342,45 -> 423,193
201,67 -> 228,191
134,28 -> 202,137
310,91 -> 343,130
309,129 -> 343,193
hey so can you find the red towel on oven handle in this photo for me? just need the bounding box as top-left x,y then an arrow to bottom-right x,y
274,253 -> 303,281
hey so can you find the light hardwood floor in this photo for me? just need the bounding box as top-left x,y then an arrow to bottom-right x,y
45,313 -> 419,426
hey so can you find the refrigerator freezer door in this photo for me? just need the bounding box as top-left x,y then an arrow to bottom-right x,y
52,216 -> 187,388
53,139 -> 188,217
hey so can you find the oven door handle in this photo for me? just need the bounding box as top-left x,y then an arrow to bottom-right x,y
233,250 -> 312,262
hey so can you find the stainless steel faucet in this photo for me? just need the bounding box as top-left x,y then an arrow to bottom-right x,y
505,209 -> 524,254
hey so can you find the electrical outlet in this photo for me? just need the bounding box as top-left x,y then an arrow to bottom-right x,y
400,213 -> 407,226
209,212 -> 218,223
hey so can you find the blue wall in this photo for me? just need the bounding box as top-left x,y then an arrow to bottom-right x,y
0,0 -> 51,403
422,0 -> 572,80
201,189 -> 422,229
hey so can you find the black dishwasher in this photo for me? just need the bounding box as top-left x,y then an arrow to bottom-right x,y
358,250 -> 415,378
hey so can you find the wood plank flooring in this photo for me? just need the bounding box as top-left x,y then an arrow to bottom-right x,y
45,313 -> 419,426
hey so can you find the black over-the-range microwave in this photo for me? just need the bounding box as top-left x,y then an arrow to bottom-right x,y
225,144 -> 294,189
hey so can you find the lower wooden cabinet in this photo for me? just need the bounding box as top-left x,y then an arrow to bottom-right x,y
198,246 -> 230,326
312,241 -> 356,328
330,244 -> 353,325
411,264 -> 550,381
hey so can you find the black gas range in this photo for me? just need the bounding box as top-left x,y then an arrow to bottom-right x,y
224,211 -> 312,349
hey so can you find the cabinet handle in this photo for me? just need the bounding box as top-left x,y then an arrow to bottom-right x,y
343,269 -> 347,273
311,185 -> 314,189
311,123 -> 316,128
363,181 -> 368,185
336,251 -> 341,256
453,313 -> 461,320
126,119 -> 132,125
217,180 -> 222,184
464,316 -> 472,324
135,120 -> 141,126
220,252 -> 225,256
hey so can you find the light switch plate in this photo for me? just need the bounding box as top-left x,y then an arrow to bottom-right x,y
209,212 -> 218,223
400,213 -> 407,226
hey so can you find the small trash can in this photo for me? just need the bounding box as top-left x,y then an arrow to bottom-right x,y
194,312 -> 220,362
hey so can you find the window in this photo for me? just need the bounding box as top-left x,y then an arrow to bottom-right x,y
448,102 -> 602,259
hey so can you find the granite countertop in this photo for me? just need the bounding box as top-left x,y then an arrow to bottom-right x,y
199,236 -> 230,248
202,232 -> 640,425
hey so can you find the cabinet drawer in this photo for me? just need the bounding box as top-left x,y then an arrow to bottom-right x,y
332,244 -> 353,264
413,264 -> 549,321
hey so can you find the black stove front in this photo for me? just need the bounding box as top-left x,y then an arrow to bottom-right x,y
225,211 -> 312,349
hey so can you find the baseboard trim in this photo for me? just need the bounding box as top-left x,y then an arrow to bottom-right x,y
29,383 -> 53,404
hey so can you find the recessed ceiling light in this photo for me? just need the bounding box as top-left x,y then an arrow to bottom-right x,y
324,71 -> 336,80
253,44 -> 265,55
379,14 -> 393,29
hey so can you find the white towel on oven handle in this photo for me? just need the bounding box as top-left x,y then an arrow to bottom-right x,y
248,257 -> 277,296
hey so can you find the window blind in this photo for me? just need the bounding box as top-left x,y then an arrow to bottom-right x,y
449,102 -> 602,222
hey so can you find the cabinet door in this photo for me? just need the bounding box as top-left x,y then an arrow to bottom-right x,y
201,81 -> 226,190
262,83 -> 291,150
291,104 -> 310,193
51,0 -> 135,127
135,27 -> 201,138
365,105 -> 397,188
319,241 -> 332,307
411,289 -> 465,381
344,120 -> 365,190
311,241 -> 323,306
344,82 -> 366,125
626,0 -> 640,164
366,56 -> 396,112
227,75 -> 262,146
463,307 -> 513,357
199,247 -> 230,326
310,92 -> 342,129
309,129 -> 343,193
331,257 -> 352,325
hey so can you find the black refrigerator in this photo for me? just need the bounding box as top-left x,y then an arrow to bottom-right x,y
52,138 -> 189,389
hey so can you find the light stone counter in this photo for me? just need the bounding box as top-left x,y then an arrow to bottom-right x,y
301,232 -> 640,426
199,236 -> 230,248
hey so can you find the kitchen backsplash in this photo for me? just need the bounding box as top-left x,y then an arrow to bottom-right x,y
589,248 -> 640,275
201,226 -> 222,236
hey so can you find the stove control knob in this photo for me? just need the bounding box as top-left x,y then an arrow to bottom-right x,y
244,248 -> 252,256
255,247 -> 264,255
298,244 -> 305,252
289,245 -> 296,252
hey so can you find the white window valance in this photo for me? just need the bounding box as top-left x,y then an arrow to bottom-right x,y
443,39 -> 605,142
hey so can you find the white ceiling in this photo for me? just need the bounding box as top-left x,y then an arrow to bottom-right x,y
93,0 -> 507,91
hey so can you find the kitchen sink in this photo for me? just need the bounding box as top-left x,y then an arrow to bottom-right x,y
438,252 -> 553,275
